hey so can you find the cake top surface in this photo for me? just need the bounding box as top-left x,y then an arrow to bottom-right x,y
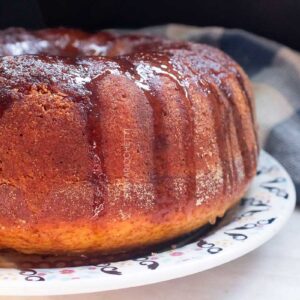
0,27 -> 238,95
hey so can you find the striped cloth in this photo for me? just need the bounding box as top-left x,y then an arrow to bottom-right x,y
131,24 -> 299,203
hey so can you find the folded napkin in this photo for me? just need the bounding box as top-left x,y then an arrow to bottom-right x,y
133,24 -> 299,203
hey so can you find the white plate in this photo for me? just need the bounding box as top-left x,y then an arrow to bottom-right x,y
0,150 -> 296,296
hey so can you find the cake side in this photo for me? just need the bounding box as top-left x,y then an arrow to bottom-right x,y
0,31 -> 258,254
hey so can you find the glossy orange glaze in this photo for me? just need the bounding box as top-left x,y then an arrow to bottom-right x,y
0,28 -> 258,254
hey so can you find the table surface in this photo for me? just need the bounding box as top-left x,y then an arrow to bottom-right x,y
2,208 -> 299,300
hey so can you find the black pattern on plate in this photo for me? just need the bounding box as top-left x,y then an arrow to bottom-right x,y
196,240 -> 223,254
19,269 -> 45,281
133,257 -> 159,270
260,177 -> 289,199
95,263 -> 122,275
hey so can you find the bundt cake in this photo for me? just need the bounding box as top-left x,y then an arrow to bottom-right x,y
0,28 -> 258,254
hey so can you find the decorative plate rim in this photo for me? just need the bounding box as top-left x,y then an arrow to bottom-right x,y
0,150 -> 296,296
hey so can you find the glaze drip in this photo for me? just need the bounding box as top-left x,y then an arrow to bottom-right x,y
207,83 -> 232,193
132,51 -> 197,214
235,70 -> 259,160
86,76 -> 108,217
218,79 -> 254,179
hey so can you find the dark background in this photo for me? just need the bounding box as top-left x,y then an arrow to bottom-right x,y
0,0 -> 299,50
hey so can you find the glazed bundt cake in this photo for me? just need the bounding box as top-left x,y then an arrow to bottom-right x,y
0,28 -> 258,254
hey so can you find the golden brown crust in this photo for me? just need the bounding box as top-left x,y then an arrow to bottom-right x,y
0,28 -> 258,254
